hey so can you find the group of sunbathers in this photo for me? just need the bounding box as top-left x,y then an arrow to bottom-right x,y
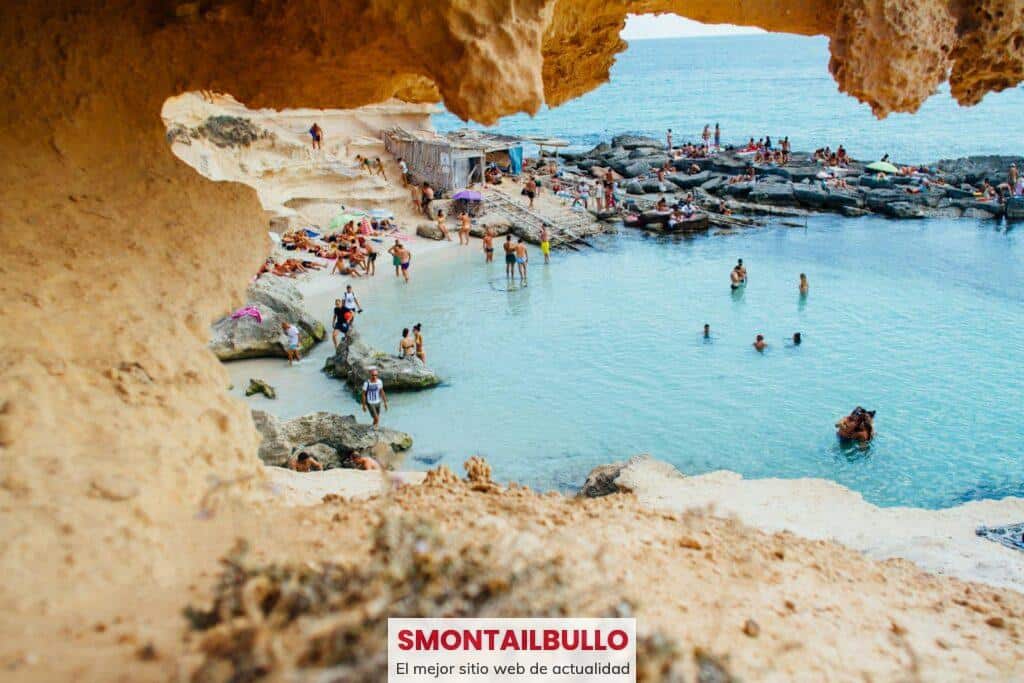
813,144 -> 848,168
257,258 -> 323,278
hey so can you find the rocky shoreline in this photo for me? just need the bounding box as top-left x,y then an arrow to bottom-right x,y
551,134 -> 1024,222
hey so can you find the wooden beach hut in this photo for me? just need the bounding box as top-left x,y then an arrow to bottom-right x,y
383,127 -> 524,194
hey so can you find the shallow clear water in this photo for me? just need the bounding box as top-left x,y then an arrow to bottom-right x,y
434,34 -> 1024,164
312,216 -> 1023,509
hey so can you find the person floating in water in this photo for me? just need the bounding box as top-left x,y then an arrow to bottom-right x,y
753,334 -> 767,352
309,123 -> 323,150
792,332 -> 802,345
799,273 -> 809,295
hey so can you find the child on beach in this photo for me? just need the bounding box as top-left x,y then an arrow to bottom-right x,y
282,322 -> 301,365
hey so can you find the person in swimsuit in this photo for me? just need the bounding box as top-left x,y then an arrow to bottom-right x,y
435,210 -> 452,241
413,323 -> 425,362
288,451 -> 324,472
364,241 -> 376,276
753,334 -> 767,352
703,323 -> 711,340
515,238 -> 528,283
714,123 -> 720,150
666,128 -> 673,152
309,123 -> 323,150
539,226 -> 550,264
397,244 -> 411,283
388,240 -> 403,278
458,211 -> 471,245
737,259 -> 747,283
482,227 -> 495,262
398,328 -> 416,359
730,265 -> 744,290
799,273 -> 809,295
503,234 -> 516,279
522,175 -> 537,209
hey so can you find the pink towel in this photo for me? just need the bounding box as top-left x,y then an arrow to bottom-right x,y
230,305 -> 263,324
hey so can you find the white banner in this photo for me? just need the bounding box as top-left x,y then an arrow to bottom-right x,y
388,618 -> 636,682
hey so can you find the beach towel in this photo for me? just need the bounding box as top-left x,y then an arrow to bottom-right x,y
976,522 -> 1024,552
230,305 -> 263,324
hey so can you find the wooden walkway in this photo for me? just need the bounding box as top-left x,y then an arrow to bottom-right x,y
483,192 -> 595,249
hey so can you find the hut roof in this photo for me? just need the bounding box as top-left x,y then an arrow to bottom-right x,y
384,127 -> 523,153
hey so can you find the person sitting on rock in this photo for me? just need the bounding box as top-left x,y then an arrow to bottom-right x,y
836,407 -> 875,442
655,196 -> 669,213
288,451 -> 323,472
344,453 -> 382,471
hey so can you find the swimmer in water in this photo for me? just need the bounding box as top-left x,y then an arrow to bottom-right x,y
799,273 -> 809,295
730,265 -> 744,290
753,334 -> 767,352
703,323 -> 711,339
737,258 -> 747,283
792,332 -> 802,346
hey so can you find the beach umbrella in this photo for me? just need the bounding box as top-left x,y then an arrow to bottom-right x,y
866,161 -> 899,174
452,189 -> 483,201
329,211 -> 366,230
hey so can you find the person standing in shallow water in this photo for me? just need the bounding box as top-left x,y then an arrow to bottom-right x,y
503,235 -> 516,279
515,238 -> 529,283
482,227 -> 495,262
799,273 -> 809,295
361,368 -> 388,429
540,225 -> 550,264
703,323 -> 711,340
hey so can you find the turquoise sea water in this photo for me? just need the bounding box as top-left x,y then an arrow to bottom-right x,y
434,34 -> 1024,164
342,216 -> 1023,509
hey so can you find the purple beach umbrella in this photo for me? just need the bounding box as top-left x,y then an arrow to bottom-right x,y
452,189 -> 482,201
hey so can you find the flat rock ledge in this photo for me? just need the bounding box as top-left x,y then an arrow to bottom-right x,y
578,454 -> 685,497
325,328 -> 441,392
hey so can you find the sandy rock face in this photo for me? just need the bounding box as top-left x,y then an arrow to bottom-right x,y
327,329 -> 442,392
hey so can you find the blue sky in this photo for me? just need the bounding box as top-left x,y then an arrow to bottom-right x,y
621,14 -> 764,40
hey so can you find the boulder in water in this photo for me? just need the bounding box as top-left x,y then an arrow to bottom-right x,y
578,454 -> 684,498
252,409 -> 412,467
327,328 -> 441,392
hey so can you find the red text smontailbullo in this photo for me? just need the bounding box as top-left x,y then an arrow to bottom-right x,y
396,628 -> 630,651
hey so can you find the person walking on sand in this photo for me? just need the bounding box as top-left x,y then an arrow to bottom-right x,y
482,227 -> 495,262
282,321 -> 301,365
413,323 -> 426,362
372,157 -> 386,180
522,175 -> 537,209
458,211 -> 471,245
361,368 -> 388,429
539,225 -> 551,264
388,240 -> 404,278
363,240 -> 376,276
309,123 -> 323,151
399,328 -> 416,359
398,157 -> 410,185
515,237 -> 529,283
799,273 -> 809,295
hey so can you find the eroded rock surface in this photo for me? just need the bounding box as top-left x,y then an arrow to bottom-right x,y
252,410 -> 413,468
327,328 -> 441,392
209,277 -> 325,360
